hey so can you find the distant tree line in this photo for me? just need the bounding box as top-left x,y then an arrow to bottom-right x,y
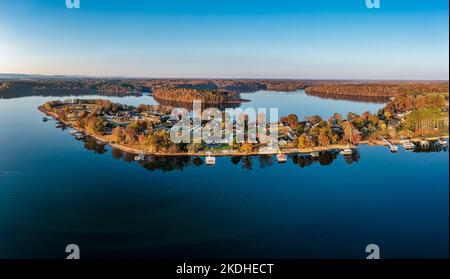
305,82 -> 449,97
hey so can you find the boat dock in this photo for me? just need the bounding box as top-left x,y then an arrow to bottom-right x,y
379,136 -> 398,152
400,136 -> 416,151
205,152 -> 216,165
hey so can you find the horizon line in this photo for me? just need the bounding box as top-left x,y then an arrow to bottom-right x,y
1,72 -> 448,82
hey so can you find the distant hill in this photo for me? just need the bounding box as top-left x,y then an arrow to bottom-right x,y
1,74 -> 448,100
0,73 -> 91,81
305,82 -> 449,97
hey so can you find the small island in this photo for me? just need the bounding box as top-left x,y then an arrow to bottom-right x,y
38,89 -> 449,159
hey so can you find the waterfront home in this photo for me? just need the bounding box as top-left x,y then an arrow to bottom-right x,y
139,112 -> 161,123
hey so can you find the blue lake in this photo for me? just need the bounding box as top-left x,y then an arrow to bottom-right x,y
240,90 -> 386,118
0,91 -> 448,258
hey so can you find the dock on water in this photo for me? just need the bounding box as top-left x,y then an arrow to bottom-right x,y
379,136 -> 398,152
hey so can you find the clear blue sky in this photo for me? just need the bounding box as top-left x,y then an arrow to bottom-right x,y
0,0 -> 448,79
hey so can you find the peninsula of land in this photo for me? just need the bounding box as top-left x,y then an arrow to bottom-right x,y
38,90 -> 449,158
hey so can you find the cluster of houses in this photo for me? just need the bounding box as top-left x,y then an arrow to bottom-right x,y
64,100 -> 178,134
102,110 -> 178,133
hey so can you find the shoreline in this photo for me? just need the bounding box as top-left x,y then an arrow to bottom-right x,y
39,106 -> 448,158
152,95 -> 250,104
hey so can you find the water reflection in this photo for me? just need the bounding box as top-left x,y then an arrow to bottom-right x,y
153,96 -> 244,110
0,89 -> 143,99
74,132 -> 359,172
304,91 -> 389,104
105,148 -> 359,172
291,150 -> 344,167
83,138 -> 108,155
140,156 -> 195,172
111,148 -> 204,172
414,144 -> 448,153
55,121 -> 67,130
70,133 -> 449,172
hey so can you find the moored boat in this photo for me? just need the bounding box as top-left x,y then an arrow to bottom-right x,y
205,152 -> 216,165
276,153 -> 287,163
340,145 -> 353,156
419,140 -> 430,149
390,145 -> 399,152
438,138 -> 447,146
310,151 -> 320,158
75,134 -> 85,140
402,141 -> 415,150
134,153 -> 145,161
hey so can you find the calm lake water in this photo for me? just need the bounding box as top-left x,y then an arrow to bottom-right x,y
0,91 -> 448,259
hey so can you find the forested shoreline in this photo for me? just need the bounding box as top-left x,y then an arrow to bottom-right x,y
1,79 -> 448,101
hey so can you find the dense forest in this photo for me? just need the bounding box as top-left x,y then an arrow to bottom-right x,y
2,79 -> 449,101
152,86 -> 242,103
305,82 -> 449,97
145,79 -> 310,93
0,80 -> 148,95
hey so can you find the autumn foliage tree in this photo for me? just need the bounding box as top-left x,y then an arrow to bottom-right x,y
281,114 -> 299,129
111,126 -> 125,143
86,116 -> 106,134
297,133 -> 314,149
239,142 -> 254,153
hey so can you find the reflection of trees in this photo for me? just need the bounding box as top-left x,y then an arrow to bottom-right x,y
230,156 -> 241,165
318,150 -> 338,166
230,156 -> 255,170
414,144 -> 448,153
153,97 -> 243,111
56,122 -> 68,131
292,154 -> 315,168
241,156 -> 253,171
141,156 -> 192,172
291,150 -> 342,168
192,157 -> 204,167
111,148 -> 124,160
259,155 -> 274,168
343,151 -> 360,164
304,91 -> 389,104
105,150 -> 366,172
83,137 -> 107,154
123,152 -> 135,163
